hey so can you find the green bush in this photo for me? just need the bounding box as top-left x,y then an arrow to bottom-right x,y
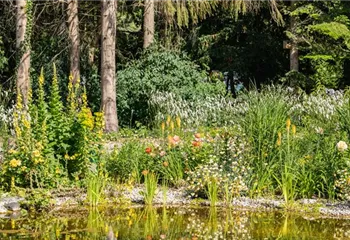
117,47 -> 206,126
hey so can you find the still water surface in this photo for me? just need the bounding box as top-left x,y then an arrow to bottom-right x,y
0,206 -> 350,239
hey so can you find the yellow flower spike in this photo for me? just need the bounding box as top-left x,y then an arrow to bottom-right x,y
11,219 -> 15,229
170,121 -> 174,133
11,176 -> 15,189
39,67 -> 45,86
166,115 -> 171,126
292,125 -> 296,136
286,118 -> 291,132
161,122 -> 165,133
176,116 -> 181,129
277,132 -> 282,146
167,135 -> 173,149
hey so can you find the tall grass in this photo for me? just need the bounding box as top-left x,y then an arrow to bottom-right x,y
86,172 -> 107,207
206,178 -> 219,206
141,172 -> 158,205
238,86 -> 292,196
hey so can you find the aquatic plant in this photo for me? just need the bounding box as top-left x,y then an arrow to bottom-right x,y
141,171 -> 158,205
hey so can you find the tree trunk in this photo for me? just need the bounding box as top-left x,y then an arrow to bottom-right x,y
67,0 -> 80,85
16,0 -> 31,105
143,0 -> 154,49
290,0 -> 298,72
101,0 -> 118,132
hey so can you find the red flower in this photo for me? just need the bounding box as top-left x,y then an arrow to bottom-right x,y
145,147 -> 152,154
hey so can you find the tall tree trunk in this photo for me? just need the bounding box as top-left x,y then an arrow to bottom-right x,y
16,0 -> 31,105
67,0 -> 80,85
101,0 -> 118,132
290,1 -> 298,72
143,0 -> 154,49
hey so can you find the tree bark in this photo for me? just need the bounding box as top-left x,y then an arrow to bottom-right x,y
290,0 -> 298,72
67,0 -> 80,85
143,0 -> 154,49
101,0 -> 118,132
16,0 -> 31,105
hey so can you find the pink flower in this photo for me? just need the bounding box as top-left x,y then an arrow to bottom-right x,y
159,151 -> 166,157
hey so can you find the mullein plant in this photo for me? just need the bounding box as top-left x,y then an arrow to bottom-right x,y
2,64 -> 105,189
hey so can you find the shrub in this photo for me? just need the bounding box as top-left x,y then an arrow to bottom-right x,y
117,47 -> 206,126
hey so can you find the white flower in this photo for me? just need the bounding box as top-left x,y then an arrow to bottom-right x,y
337,141 -> 348,152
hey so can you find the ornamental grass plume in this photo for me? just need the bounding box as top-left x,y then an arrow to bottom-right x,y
337,141 -> 348,152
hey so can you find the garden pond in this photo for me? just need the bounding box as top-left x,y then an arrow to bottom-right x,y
0,206 -> 350,239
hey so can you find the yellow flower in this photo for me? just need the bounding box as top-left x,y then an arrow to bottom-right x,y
166,115 -> 171,126
32,150 -> 40,158
64,154 -> 70,160
39,68 -> 45,86
161,122 -> 165,133
9,159 -> 21,168
36,141 -> 43,149
277,132 -> 282,146
286,119 -> 291,131
55,168 -> 61,174
8,149 -> 17,154
21,166 -> 27,172
176,116 -> 181,129
292,125 -> 296,136
23,119 -> 30,129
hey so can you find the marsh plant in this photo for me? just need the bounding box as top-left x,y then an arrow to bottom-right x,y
206,178 -> 219,206
141,171 -> 158,205
86,164 -> 107,207
275,119 -> 298,203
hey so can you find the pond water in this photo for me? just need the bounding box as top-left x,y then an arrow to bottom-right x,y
0,206 -> 350,239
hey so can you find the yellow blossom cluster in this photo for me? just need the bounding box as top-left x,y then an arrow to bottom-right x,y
9,159 -> 21,168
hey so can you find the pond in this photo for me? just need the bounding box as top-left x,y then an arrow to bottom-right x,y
0,206 -> 350,239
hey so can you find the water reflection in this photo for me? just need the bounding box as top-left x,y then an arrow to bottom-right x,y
0,206 -> 350,239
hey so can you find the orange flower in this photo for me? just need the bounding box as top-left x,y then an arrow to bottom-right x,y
168,135 -> 180,146
145,147 -> 152,154
163,161 -> 169,167
194,133 -> 201,138
142,170 -> 149,176
192,141 -> 201,147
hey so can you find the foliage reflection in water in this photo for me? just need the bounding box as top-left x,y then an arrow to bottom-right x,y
0,207 -> 350,239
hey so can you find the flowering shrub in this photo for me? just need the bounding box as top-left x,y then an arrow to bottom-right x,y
187,131 -> 250,199
149,91 -> 244,127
